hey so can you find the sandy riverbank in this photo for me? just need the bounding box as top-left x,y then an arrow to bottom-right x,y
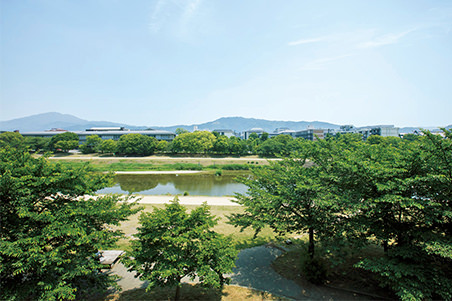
97,194 -> 240,206
139,195 -> 239,206
114,170 -> 202,174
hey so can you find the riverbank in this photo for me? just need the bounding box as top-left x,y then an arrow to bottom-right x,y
106,194 -> 240,206
114,170 -> 202,174
46,154 -> 265,173
47,154 -> 275,164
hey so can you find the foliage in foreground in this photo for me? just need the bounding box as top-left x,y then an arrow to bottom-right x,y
230,143 -> 333,260
124,199 -> 238,301
0,146 -> 140,300
230,130 -> 452,300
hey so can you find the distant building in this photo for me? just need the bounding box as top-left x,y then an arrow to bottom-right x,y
293,129 -> 326,141
213,129 -> 236,138
20,129 -> 176,142
47,128 -> 68,132
243,128 -> 265,140
273,127 -> 290,134
359,125 -> 399,140
269,129 -> 296,138
86,127 -> 127,132
339,125 -> 356,133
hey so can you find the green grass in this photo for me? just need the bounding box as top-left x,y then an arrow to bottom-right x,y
113,204 -> 279,252
55,160 -> 254,172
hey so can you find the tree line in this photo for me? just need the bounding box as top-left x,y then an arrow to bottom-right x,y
231,129 -> 452,300
0,129 -> 337,157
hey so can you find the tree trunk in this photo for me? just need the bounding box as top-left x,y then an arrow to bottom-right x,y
308,227 -> 315,259
175,279 -> 181,301
383,240 -> 388,253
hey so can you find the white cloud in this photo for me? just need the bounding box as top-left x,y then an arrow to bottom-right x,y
288,36 -> 329,46
179,0 -> 202,36
301,54 -> 354,70
358,28 -> 417,48
149,0 -> 168,33
182,0 -> 202,21
148,0 -> 203,36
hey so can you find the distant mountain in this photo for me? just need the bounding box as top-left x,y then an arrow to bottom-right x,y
0,112 -> 146,132
1,112 -> 449,134
0,113 -> 342,133
152,117 -> 341,133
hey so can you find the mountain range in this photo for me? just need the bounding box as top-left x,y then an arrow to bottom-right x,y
0,112 -> 450,134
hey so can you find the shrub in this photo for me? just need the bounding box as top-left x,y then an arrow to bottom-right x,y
220,164 -> 250,170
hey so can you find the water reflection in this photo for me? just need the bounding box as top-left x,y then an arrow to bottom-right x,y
97,173 -> 248,196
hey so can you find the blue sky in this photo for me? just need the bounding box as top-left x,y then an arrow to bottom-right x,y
1,0 -> 451,127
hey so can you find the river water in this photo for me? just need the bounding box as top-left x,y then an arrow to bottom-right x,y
97,173 -> 248,196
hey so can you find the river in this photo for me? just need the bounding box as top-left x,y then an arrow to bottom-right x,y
96,173 -> 248,196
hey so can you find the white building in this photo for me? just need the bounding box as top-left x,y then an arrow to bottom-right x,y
359,125 -> 400,140
213,129 -> 236,138
20,128 -> 176,142
242,128 -> 265,140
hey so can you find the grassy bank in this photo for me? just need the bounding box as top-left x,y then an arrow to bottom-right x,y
54,160 -> 261,172
114,204 -> 280,252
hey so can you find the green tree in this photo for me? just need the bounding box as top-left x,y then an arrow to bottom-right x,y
230,143 -> 333,260
155,140 -> 169,153
0,146 -> 139,300
0,131 -> 25,148
79,135 -> 103,154
256,134 -> 294,157
171,131 -> 216,154
175,128 -> 189,135
125,199 -> 237,301
49,132 -> 79,152
318,131 -> 452,300
55,139 -> 79,152
402,133 -> 420,142
248,132 -> 259,140
116,134 -> 157,156
98,139 -> 117,154
25,136 -> 50,152
228,136 -> 247,155
212,135 -> 229,154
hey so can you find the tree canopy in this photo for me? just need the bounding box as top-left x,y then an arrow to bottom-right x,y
171,131 -> 216,154
124,199 -> 237,300
49,132 -> 79,152
79,135 -> 103,154
231,142 -> 333,260
116,133 -> 157,156
231,131 -> 452,299
0,145 -> 139,300
0,131 -> 25,149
